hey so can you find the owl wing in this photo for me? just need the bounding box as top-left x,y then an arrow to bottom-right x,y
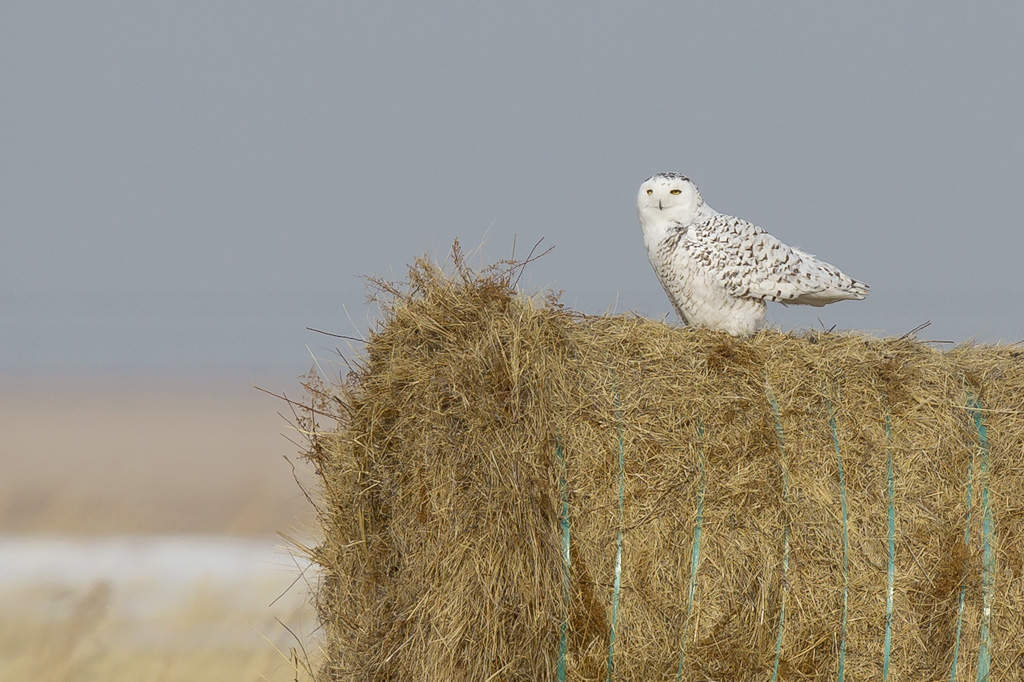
690,214 -> 867,306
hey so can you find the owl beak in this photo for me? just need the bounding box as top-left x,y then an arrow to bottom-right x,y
658,200 -> 663,210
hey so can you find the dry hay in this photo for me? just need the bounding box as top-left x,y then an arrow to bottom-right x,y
302,250 -> 1024,681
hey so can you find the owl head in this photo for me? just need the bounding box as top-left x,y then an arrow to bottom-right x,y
637,173 -> 704,228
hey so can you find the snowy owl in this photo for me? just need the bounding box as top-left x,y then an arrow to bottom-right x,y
637,173 -> 868,336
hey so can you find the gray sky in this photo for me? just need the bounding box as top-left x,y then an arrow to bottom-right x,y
3,3 -> 1023,383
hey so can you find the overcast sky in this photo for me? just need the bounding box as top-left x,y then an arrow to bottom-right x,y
3,3 -> 1023,383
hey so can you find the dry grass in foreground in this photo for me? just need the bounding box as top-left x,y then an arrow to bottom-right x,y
0,379 -> 322,681
0,537 -> 318,682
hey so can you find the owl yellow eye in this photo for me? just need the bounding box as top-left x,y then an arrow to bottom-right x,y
646,189 -> 653,195
670,189 -> 682,195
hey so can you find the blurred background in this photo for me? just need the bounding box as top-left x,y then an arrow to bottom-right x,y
2,3 -> 1022,680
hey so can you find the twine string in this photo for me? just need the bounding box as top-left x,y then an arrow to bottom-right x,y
949,453 -> 974,682
556,441 -> 570,682
883,409 -> 896,682
674,423 -> 706,682
827,399 -> 850,682
766,385 -> 790,682
606,388 -> 626,681
968,396 -> 993,682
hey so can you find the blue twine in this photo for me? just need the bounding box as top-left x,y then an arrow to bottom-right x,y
950,453 -> 974,682
606,390 -> 626,681
556,441 -> 571,682
827,399 -> 850,682
674,424 -> 706,682
883,410 -> 896,682
967,396 -> 993,682
766,386 -> 790,682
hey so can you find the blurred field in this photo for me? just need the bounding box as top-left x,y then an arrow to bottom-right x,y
0,378 -> 319,681
0,377 -> 316,535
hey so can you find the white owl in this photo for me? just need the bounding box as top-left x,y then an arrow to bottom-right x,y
638,173 -> 868,336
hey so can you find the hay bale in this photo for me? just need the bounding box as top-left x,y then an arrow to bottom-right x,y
303,252 -> 1024,681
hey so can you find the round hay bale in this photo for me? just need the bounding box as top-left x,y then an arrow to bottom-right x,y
303,255 -> 1024,681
